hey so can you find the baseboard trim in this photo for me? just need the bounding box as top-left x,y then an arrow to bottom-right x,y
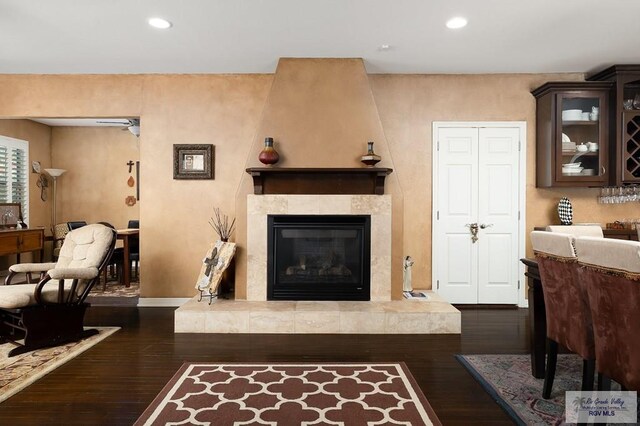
137,298 -> 190,307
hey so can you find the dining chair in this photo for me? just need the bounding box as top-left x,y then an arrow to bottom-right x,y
97,222 -> 124,289
67,221 -> 88,230
52,223 -> 71,260
127,220 -> 139,279
575,236 -> 640,391
530,231 -> 595,398
546,224 -> 603,238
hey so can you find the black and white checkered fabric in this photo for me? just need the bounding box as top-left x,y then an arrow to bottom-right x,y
557,197 -> 573,225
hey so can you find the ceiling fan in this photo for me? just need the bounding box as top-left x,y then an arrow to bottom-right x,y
96,118 -> 140,137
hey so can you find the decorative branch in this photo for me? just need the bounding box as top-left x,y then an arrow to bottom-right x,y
209,207 -> 236,241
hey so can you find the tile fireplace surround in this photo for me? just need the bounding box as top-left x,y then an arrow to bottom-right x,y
247,194 -> 391,301
175,194 -> 461,334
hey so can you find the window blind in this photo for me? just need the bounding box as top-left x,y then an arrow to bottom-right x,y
0,136 -> 29,224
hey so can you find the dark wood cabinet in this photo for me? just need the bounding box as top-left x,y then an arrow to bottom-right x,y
0,228 -> 45,262
588,65 -> 640,185
532,82 -> 613,187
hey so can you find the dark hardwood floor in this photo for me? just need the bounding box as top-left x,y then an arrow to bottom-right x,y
0,307 -> 529,425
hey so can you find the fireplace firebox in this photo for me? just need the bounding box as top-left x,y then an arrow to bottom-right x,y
267,215 -> 371,301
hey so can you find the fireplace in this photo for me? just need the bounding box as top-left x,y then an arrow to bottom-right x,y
267,215 -> 371,301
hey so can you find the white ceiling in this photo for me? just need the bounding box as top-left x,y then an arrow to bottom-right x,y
1,0 -> 639,75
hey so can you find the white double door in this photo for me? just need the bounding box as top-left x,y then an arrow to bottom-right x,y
433,124 -> 523,304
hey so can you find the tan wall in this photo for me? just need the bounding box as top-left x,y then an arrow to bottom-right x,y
0,119 -> 53,231
138,75 -> 272,297
0,119 -> 52,266
0,68 -> 634,299
51,127 -> 140,228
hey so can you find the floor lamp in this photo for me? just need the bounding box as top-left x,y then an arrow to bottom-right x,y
44,168 -> 66,232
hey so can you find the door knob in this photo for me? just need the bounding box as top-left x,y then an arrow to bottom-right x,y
465,223 -> 479,243
480,223 -> 493,229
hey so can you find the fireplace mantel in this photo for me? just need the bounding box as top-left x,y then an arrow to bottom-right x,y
246,167 -> 393,195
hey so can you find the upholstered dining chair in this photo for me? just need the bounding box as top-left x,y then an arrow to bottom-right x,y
127,220 -> 139,279
530,231 -> 596,398
52,223 -> 70,260
0,223 -> 116,357
575,236 -> 640,391
546,224 -> 604,238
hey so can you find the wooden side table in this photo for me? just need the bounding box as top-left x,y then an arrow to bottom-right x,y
0,228 -> 45,263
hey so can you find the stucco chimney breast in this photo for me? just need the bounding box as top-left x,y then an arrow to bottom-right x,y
235,58 -> 404,300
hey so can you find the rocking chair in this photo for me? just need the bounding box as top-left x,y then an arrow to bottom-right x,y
0,223 -> 116,357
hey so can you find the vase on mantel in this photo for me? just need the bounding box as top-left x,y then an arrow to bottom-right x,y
360,141 -> 381,167
258,137 -> 280,165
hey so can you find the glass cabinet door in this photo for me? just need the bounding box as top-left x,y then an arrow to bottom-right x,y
556,92 -> 608,184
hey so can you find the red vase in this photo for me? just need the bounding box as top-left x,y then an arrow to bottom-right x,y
259,137 -> 280,165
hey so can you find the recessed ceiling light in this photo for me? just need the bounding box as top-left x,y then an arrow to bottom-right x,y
148,17 -> 172,29
446,17 -> 468,29
378,44 -> 392,51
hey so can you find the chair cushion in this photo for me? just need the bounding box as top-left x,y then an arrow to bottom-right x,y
49,267 -> 98,280
0,284 -> 33,309
56,224 -> 114,270
0,282 -> 77,309
9,262 -> 57,274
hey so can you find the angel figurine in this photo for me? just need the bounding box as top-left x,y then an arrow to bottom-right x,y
403,256 -> 414,292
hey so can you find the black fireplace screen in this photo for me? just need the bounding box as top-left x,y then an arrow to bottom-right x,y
267,215 -> 370,301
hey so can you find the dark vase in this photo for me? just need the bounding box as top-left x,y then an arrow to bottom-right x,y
360,141 -> 381,167
259,137 -> 280,165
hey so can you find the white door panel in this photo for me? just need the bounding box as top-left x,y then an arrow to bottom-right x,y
436,128 -> 478,303
435,125 -> 521,304
479,233 -> 515,302
443,234 -> 476,303
478,127 -> 520,304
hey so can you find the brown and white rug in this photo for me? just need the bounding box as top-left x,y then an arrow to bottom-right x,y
135,362 -> 441,426
0,327 -> 119,403
90,280 -> 139,297
87,280 -> 139,306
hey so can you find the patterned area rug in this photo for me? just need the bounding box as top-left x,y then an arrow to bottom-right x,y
0,327 -> 119,403
90,280 -> 139,297
87,280 -> 139,306
457,354 -> 636,426
135,362 -> 441,426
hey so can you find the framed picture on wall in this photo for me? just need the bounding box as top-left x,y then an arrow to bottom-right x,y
173,144 -> 214,180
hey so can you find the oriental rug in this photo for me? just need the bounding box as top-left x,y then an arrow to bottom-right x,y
135,362 -> 441,426
0,327 -> 118,403
456,354 -> 636,426
88,281 -> 139,306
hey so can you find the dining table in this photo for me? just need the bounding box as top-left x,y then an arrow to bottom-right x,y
117,228 -> 139,288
